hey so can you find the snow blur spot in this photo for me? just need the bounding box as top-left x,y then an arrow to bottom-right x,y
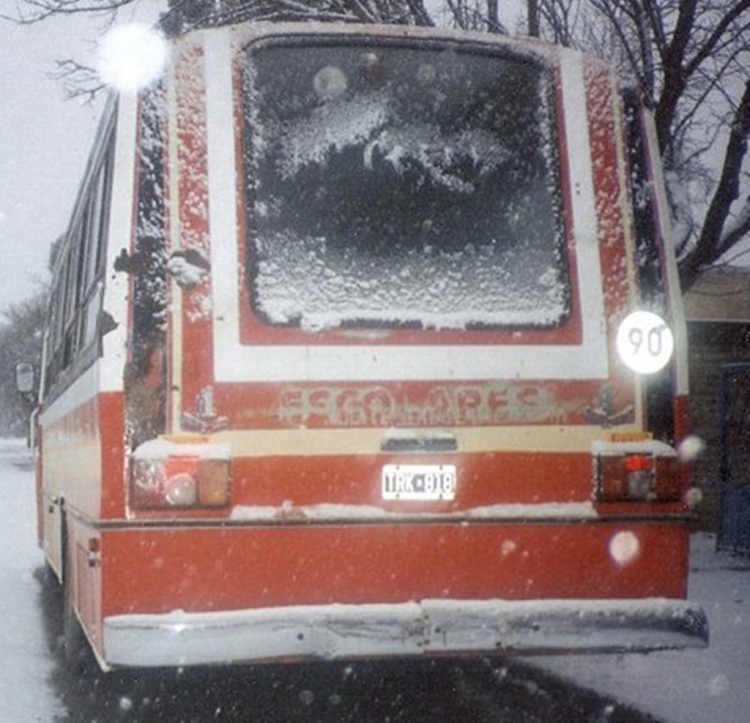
608,531 -> 640,566
298,688 -> 315,706
313,65 -> 348,101
98,24 -> 168,93
118,696 -> 134,711
684,486 -> 704,509
492,666 -> 509,683
417,62 -> 436,84
678,434 -> 706,462
500,540 -> 517,557
707,673 -> 730,696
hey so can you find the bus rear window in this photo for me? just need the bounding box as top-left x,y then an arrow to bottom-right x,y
242,40 -> 569,331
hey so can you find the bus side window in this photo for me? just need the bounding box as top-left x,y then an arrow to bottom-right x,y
622,89 -> 674,442
80,143 -> 113,352
44,253 -> 66,391
43,111 -> 115,400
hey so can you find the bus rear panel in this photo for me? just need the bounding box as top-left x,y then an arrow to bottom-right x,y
36,23 -> 707,670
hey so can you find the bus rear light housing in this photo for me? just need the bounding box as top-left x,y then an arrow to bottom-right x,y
593,440 -> 681,503
131,438 -> 231,509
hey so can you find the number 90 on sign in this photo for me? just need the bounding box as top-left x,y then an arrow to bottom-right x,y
616,311 -> 674,374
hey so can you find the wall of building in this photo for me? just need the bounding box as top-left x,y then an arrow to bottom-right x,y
687,321 -> 750,530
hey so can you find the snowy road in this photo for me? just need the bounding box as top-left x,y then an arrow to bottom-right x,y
0,438 -> 674,722
530,532 -> 750,722
0,439 -> 63,721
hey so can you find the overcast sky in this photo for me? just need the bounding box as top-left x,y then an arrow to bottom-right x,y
0,1 -> 168,315
0,14 -> 107,313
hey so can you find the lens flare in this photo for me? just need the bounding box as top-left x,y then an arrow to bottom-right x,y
97,23 -> 167,93
609,530 -> 641,566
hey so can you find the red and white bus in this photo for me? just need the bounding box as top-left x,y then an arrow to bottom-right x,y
32,21 -> 707,669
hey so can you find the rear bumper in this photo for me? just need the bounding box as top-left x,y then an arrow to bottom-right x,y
103,597 -> 708,668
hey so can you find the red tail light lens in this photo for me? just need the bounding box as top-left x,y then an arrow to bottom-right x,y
593,441 -> 681,502
623,453 -> 654,473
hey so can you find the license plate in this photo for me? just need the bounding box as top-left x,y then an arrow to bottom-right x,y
382,464 -> 457,501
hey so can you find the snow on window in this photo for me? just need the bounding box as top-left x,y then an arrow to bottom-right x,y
242,40 -> 569,331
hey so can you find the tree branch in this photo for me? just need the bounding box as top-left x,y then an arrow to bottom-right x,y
679,79 -> 750,289
683,0 -> 750,78
0,0 -> 136,24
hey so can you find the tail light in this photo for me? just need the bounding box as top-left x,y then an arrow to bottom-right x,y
593,440 -> 681,502
130,437 -> 231,509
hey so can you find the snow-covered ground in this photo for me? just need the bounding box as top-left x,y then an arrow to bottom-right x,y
529,531 -> 750,722
0,438 -> 65,721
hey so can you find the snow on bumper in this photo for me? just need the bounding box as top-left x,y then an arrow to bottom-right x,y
103,597 -> 708,668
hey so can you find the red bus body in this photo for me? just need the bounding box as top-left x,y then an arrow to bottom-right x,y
36,23 -> 707,669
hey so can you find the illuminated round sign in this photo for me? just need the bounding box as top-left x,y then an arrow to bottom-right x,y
616,311 -> 674,374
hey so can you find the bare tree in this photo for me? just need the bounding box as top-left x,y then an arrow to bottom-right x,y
532,0 -> 750,290
0,290 -> 48,436
2,0 -> 434,28
158,0 -> 435,33
440,0 -> 507,32
1,0 -> 132,24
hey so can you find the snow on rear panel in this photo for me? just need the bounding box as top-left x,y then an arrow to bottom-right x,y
241,38 -> 570,332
